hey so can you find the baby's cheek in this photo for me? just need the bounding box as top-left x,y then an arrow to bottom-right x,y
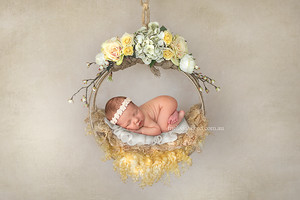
139,114 -> 144,120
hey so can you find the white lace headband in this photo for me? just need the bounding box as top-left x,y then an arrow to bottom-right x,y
110,97 -> 132,125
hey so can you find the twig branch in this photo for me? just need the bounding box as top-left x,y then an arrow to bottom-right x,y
69,69 -> 106,103
192,72 -> 220,92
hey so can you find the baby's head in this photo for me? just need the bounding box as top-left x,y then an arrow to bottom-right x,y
105,96 -> 145,130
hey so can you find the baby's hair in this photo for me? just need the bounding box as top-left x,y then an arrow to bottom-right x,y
105,96 -> 133,121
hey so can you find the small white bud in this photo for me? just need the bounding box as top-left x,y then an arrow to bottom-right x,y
81,96 -> 87,102
68,99 -> 74,103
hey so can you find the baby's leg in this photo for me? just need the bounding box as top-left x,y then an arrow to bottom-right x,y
156,96 -> 185,132
156,97 -> 178,132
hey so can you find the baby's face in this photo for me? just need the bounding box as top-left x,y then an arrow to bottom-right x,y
117,103 -> 145,130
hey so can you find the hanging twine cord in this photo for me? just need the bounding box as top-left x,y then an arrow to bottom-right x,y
141,0 -> 150,27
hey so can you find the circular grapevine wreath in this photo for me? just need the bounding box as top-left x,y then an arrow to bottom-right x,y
69,21 -> 220,188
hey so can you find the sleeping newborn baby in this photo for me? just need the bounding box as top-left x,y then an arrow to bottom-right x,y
105,95 -> 185,136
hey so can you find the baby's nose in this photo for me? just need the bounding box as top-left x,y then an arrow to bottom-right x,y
133,118 -> 139,124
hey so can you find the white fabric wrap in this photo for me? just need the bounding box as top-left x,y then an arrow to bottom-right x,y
104,117 -> 189,146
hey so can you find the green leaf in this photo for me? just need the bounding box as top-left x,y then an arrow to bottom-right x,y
150,60 -> 156,68
160,26 -> 167,32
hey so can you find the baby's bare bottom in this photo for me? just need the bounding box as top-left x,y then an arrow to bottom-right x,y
156,98 -> 185,132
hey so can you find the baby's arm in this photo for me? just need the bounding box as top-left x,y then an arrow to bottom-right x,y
135,126 -> 161,136
129,119 -> 161,136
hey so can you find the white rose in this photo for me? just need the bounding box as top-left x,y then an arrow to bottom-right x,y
136,34 -> 144,44
144,44 -> 154,55
179,54 -> 196,73
154,28 -> 160,35
148,22 -> 159,31
156,56 -> 164,63
95,53 -> 108,67
143,57 -> 152,65
154,48 -> 160,54
138,26 -> 147,33
158,31 -> 164,40
157,40 -> 164,46
139,54 -> 146,59
135,43 -> 142,52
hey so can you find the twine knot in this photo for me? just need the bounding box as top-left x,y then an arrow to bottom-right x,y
140,0 -> 150,28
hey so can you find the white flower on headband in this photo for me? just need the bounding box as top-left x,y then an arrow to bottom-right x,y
110,98 -> 131,125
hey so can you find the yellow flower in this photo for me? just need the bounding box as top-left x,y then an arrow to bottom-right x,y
122,46 -> 134,56
163,30 -> 172,46
163,48 -> 175,60
121,32 -> 134,47
101,37 -> 124,65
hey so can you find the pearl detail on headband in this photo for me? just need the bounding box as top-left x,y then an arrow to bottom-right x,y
110,97 -> 132,125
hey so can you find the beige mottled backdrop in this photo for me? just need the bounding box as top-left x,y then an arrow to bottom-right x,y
1,0 -> 299,199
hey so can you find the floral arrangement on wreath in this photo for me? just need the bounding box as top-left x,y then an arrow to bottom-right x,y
69,22 -> 220,105
68,21 -> 220,187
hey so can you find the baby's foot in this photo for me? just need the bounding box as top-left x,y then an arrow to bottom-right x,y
168,110 -> 179,124
167,110 -> 185,131
178,110 -> 185,122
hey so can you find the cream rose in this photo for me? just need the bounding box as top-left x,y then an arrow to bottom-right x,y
179,54 -> 195,73
170,35 -> 188,59
101,37 -> 124,65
